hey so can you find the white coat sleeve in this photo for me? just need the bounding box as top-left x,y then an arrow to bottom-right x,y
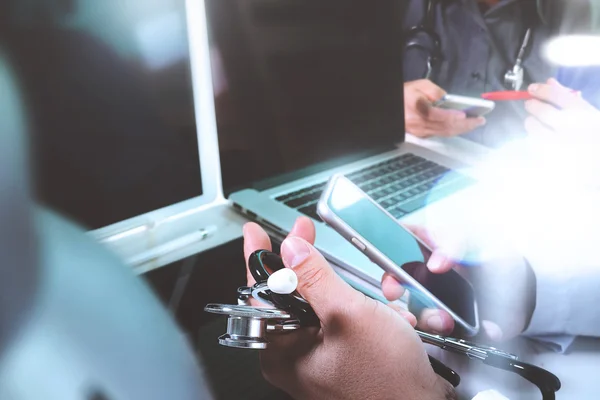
521,211 -> 600,350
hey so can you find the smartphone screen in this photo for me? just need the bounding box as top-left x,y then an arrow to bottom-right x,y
321,176 -> 478,329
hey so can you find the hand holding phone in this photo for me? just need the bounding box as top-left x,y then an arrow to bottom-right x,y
317,174 -> 480,336
433,94 -> 495,117
404,80 -> 487,137
318,174 -> 541,341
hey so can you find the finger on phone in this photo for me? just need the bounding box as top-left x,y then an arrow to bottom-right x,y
442,117 -> 486,137
402,224 -> 435,248
426,107 -> 485,136
387,303 -> 417,327
427,103 -> 467,122
426,250 -> 455,273
417,308 -> 455,335
481,320 -> 504,342
288,216 -> 316,245
414,79 -> 447,101
402,224 -> 463,273
381,272 -> 406,301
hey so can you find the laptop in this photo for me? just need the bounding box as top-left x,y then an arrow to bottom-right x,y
205,0 -> 476,286
6,0 -> 222,268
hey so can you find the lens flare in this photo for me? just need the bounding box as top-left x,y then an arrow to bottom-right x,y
419,137 -> 600,272
544,35 -> 600,66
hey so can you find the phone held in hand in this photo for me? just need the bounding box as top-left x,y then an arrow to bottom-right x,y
317,174 -> 479,336
433,94 -> 495,117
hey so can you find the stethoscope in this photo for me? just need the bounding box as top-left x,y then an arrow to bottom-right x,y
404,0 -> 533,90
205,250 -> 561,399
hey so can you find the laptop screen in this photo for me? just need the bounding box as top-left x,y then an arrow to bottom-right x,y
205,0 -> 406,193
3,0 -> 203,230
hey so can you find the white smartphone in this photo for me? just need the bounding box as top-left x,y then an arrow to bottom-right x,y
317,174 -> 479,336
433,94 -> 495,117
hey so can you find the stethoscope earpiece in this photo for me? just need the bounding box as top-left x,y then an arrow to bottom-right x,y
248,250 -> 320,326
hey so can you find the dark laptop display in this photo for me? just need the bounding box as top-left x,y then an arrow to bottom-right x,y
205,0 -> 406,193
2,0 -> 202,229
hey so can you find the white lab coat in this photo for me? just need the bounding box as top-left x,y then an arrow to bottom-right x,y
402,134 -> 600,399
423,140 -> 600,399
521,192 -> 600,349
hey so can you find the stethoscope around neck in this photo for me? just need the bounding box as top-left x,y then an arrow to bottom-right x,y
404,0 -> 442,81
404,0 -> 533,90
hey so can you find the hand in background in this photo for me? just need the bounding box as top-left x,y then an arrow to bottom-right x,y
404,79 -> 486,138
525,78 -> 600,138
525,78 -> 600,185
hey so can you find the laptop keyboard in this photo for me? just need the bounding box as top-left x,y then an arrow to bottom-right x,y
275,153 -> 474,221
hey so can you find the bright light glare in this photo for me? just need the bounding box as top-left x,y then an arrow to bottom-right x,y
472,138 -> 600,274
419,137 -> 600,274
136,12 -> 187,70
330,176 -> 363,210
544,35 -> 600,66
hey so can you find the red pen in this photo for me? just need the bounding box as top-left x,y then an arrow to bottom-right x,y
481,90 -> 580,101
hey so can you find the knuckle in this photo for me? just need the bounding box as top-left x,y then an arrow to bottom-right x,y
418,78 -> 433,87
541,86 -> 554,98
466,122 -> 480,131
368,297 -> 382,314
408,119 -> 427,132
405,114 -> 418,126
351,292 -> 379,316
296,265 -> 327,291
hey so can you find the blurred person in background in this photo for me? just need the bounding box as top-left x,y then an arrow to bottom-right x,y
401,0 -> 600,147
384,0 -> 600,346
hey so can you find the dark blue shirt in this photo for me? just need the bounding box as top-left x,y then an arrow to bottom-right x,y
402,0 -> 592,147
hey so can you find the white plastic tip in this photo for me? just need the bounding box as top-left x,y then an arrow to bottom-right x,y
267,268 -> 298,295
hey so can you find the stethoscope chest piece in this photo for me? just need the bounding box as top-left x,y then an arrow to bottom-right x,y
205,304 -> 300,349
204,250 -> 316,350
504,64 -> 524,91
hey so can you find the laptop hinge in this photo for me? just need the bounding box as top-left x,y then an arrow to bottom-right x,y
225,145 -> 396,196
